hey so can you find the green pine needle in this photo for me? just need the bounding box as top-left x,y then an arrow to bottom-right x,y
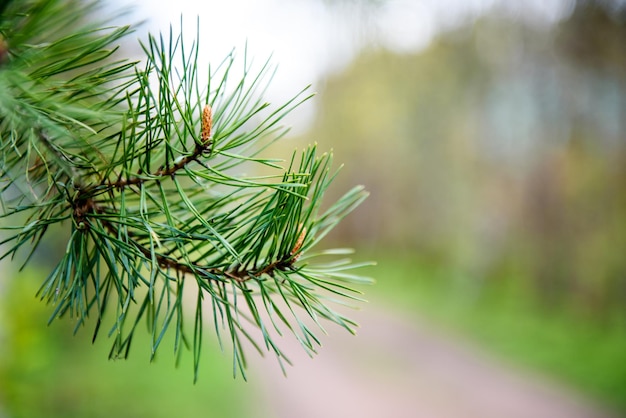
0,0 -> 374,380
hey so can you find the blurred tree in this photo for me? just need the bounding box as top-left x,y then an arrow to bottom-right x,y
0,0 -> 371,380
303,0 -> 626,318
557,0 -> 626,73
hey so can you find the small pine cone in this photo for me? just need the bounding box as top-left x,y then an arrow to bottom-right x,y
201,104 -> 212,145
290,224 -> 307,261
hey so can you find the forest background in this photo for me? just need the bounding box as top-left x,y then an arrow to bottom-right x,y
2,0 -> 625,417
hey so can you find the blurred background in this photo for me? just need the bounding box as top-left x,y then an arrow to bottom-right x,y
2,0 -> 626,417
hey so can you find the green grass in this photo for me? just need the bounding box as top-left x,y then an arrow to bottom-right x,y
366,252 -> 626,414
0,269 -> 260,418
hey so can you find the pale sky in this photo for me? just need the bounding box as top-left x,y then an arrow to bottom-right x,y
112,0 -> 576,132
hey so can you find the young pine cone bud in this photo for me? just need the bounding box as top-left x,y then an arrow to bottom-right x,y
290,224 -> 307,262
201,104 -> 212,145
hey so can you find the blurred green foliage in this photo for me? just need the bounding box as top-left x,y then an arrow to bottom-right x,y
296,0 -> 626,411
305,1 -> 626,319
0,267 -> 255,418
368,254 -> 626,412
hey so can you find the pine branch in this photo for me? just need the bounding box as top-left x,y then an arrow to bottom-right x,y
0,0 -> 373,381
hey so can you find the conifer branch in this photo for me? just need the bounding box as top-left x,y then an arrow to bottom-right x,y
0,0 -> 373,380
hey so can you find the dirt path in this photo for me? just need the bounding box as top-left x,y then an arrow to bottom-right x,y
251,306 -> 619,418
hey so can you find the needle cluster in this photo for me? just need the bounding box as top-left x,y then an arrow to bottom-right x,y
0,0 -> 372,380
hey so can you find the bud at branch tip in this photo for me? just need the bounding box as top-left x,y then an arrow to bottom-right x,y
201,104 -> 212,145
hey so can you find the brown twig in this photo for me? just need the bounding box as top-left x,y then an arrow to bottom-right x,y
69,105 -> 298,283
105,105 -> 213,189
77,197 -> 296,284
0,36 -> 8,66
107,152 -> 201,188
